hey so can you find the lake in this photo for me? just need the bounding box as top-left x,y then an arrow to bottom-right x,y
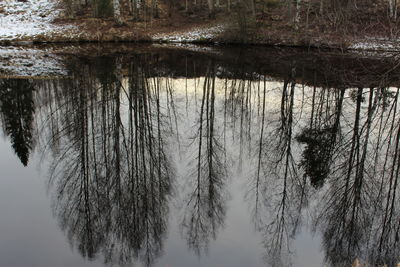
0,44 -> 399,267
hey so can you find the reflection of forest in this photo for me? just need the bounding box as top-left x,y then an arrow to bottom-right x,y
0,52 -> 400,267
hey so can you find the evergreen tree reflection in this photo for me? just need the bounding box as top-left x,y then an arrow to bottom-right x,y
0,79 -> 35,166
296,88 -> 345,188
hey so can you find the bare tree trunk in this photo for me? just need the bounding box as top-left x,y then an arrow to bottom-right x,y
208,0 -> 215,18
250,0 -> 256,17
390,0 -> 398,20
305,0 -> 310,29
67,0 -> 77,18
153,0 -> 159,18
287,0 -> 292,18
294,0 -> 301,29
319,0 -> 323,14
113,0 -> 123,25
132,0 -> 139,20
150,0 -> 158,20
168,0 -> 172,17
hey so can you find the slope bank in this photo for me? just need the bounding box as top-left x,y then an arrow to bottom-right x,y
1,0 -> 400,51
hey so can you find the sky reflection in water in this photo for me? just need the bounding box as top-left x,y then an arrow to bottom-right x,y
0,46 -> 400,267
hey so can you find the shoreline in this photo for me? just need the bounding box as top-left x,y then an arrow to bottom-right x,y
0,42 -> 399,79
1,0 -> 399,53
1,33 -> 400,53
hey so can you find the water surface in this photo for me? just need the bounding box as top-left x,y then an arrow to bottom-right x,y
0,45 -> 400,267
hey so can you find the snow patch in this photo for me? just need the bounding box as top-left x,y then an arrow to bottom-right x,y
0,47 -> 67,77
152,24 -> 225,43
152,43 -> 223,55
0,0 -> 75,41
349,38 -> 400,52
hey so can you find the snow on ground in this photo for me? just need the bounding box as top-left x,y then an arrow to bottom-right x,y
0,47 -> 67,77
349,37 -> 400,52
152,24 -> 225,43
0,0 -> 75,41
152,43 -> 223,54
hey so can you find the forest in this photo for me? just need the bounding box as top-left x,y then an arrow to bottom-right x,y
61,0 -> 400,42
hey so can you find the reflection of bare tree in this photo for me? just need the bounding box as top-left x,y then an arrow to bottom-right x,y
247,70 -> 307,267
40,58 -> 173,266
0,79 -> 35,166
369,89 -> 400,267
241,85 -> 400,267
4,49 -> 400,267
313,89 -> 400,267
181,61 -> 228,256
224,72 -> 255,168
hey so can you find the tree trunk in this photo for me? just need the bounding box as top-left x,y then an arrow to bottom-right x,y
305,0 -> 310,29
208,0 -> 215,18
389,0 -> 393,18
113,0 -> 123,25
168,0 -> 172,17
132,0 -> 139,21
389,0 -> 398,20
153,0 -> 159,18
250,0 -> 256,17
319,0 -> 323,14
294,0 -> 301,29
67,0 -> 77,18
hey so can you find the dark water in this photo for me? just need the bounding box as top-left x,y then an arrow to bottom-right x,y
1,45 -> 400,267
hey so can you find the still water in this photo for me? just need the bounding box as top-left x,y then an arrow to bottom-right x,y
0,45 -> 399,267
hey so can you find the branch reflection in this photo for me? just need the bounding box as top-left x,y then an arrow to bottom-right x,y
1,48 -> 400,267
41,57 -> 174,266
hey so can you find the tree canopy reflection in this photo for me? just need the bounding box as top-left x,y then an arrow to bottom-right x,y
1,48 -> 400,267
